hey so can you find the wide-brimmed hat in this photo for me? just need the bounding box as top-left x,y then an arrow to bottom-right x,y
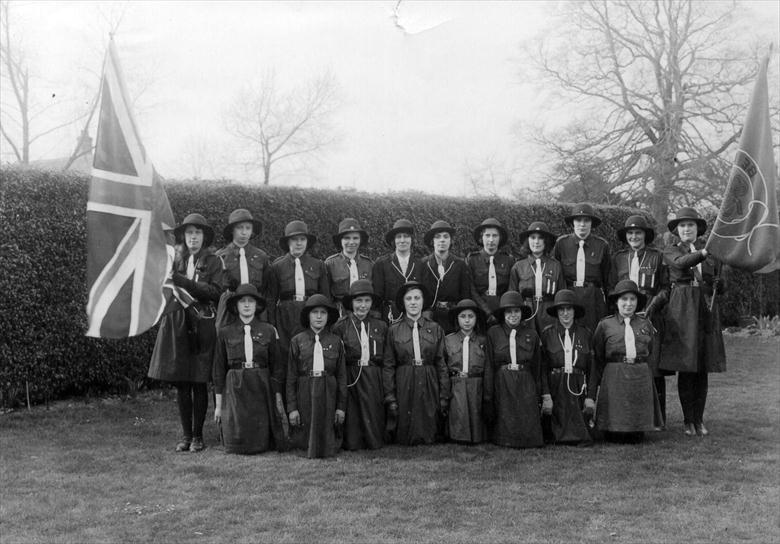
564,203 -> 602,228
545,289 -> 585,319
667,207 -> 707,237
299,294 -> 340,328
174,213 -> 214,247
222,209 -> 262,242
341,279 -> 381,309
384,219 -> 415,247
332,218 -> 369,248
279,220 -> 318,252
227,283 -> 267,315
423,220 -> 456,248
448,298 -> 486,329
518,221 -> 556,249
617,215 -> 656,245
394,281 -> 432,314
607,280 -> 647,311
473,218 -> 508,248
492,290 -> 532,322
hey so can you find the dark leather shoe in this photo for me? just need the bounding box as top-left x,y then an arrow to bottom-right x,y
175,438 -> 191,452
190,437 -> 205,452
683,423 -> 696,436
695,423 -> 709,436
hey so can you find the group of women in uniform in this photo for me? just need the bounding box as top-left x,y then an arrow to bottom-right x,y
148,203 -> 726,457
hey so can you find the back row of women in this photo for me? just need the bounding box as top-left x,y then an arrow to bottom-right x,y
148,204 -> 726,457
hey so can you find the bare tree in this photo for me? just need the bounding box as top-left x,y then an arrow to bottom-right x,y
225,70 -> 342,185
525,0 -> 767,225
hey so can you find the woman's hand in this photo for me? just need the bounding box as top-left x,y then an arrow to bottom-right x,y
214,393 -> 223,423
541,394 -> 553,416
288,410 -> 301,427
334,409 -> 345,426
582,398 -> 596,419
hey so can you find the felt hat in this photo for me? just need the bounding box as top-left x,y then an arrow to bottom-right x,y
492,290 -> 532,322
617,215 -> 656,245
384,219 -> 415,247
518,221 -> 556,249
222,208 -> 262,242
473,218 -> 508,248
227,283 -> 267,315
174,213 -> 214,247
448,298 -> 486,329
299,294 -> 340,329
278,220 -> 317,252
545,289 -> 585,319
607,280 -> 647,311
423,220 -> 456,248
341,279 -> 381,310
564,203 -> 602,228
332,218 -> 369,248
394,281 -> 432,314
667,207 -> 707,237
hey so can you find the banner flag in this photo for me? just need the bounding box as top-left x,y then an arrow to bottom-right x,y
706,53 -> 779,273
86,38 -> 175,338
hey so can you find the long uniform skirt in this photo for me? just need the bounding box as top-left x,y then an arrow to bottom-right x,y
573,285 -> 607,336
595,362 -> 663,432
290,375 -> 340,458
548,370 -> 592,444
448,375 -> 485,443
395,365 -> 440,446
343,365 -> 385,450
493,366 -> 544,448
222,367 -> 284,454
148,309 -> 212,383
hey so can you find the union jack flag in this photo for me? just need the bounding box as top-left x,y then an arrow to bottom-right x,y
86,39 -> 175,338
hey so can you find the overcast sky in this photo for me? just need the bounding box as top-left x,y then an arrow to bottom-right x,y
4,0 -> 779,197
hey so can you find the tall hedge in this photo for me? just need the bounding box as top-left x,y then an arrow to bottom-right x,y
1,168 -> 778,405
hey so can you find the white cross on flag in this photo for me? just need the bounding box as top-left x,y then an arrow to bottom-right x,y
86,38 -> 175,338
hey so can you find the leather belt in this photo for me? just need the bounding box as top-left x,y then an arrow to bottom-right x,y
279,293 -> 309,301
299,370 -> 332,377
551,367 -> 584,375
231,361 -> 261,370
608,358 -> 647,365
347,361 -> 375,367
573,281 -> 601,288
449,370 -> 483,378
502,363 -> 527,371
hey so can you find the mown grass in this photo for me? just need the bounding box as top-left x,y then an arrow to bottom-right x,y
1,335 -> 778,544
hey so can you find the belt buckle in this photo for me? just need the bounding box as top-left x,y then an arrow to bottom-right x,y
574,281 -> 585,287
413,359 -> 424,366
311,370 -> 323,377
293,294 -> 306,302
459,371 -> 469,378
359,360 -> 369,367
486,290 -> 496,296
243,361 -> 254,369
623,357 -> 636,364
691,280 -> 699,287
508,364 -> 519,371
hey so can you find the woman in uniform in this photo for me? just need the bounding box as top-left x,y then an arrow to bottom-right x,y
660,207 -> 726,437
373,219 -> 422,323
148,213 -> 221,453
586,280 -> 663,442
509,221 -> 565,335
539,289 -> 593,445
212,284 -> 286,454
486,291 -> 544,448
324,218 -> 373,316
331,280 -> 387,450
466,218 -> 515,322
444,299 -> 490,444
382,281 -> 450,446
420,220 -> 471,334
286,294 -> 347,458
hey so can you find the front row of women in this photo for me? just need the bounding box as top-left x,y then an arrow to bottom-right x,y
211,275 -> 662,458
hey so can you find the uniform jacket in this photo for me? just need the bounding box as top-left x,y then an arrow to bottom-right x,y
216,242 -> 271,294
373,253 -> 422,318
540,322 -> 593,396
266,253 -> 331,323
609,246 -> 669,309
212,318 -> 283,396
486,323 -> 542,399
509,254 -> 565,300
553,234 -> 611,289
419,254 -> 472,307
324,252 -> 373,301
286,328 -> 347,413
331,314 -> 387,365
466,249 -> 516,315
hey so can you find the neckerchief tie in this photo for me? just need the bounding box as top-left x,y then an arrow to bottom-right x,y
576,240 -> 586,284
243,324 -> 253,364
689,243 -> 703,282
186,255 -> 195,280
629,251 -> 640,284
487,256 -> 497,296
534,258 -> 543,298
313,333 -> 325,372
462,334 -> 470,374
624,317 -> 637,359
359,321 -> 370,364
239,247 -> 249,284
294,257 -> 305,297
509,329 -> 517,367
412,321 -> 422,363
349,258 -> 359,285
564,328 -> 573,373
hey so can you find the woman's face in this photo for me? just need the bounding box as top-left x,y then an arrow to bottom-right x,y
403,288 -> 424,318
572,217 -> 592,239
237,296 -> 257,320
504,307 -> 524,327
351,295 -> 373,320
341,232 -> 361,256
676,220 -> 698,243
557,305 -> 575,328
433,232 -> 451,254
457,309 -> 477,334
617,293 -> 638,318
232,221 -> 253,246
288,235 -> 308,257
481,228 -> 500,255
626,228 -> 646,250
394,232 -> 412,253
309,307 -> 329,332
184,225 -> 204,254
528,233 -> 546,256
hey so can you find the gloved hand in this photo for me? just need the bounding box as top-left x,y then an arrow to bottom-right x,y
541,394 -> 553,416
582,398 -> 596,419
172,272 -> 192,289
439,398 -> 450,418
486,314 -> 498,327
334,409 -> 345,426
288,410 -> 301,427
214,405 -> 222,424
482,400 -> 495,425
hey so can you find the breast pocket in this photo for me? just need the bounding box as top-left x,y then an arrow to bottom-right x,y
226,338 -> 246,362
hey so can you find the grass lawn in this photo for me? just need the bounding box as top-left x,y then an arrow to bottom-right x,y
1,335 -> 778,544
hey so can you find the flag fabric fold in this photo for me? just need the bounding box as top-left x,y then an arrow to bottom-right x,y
706,53 -> 779,273
86,39 -> 175,338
